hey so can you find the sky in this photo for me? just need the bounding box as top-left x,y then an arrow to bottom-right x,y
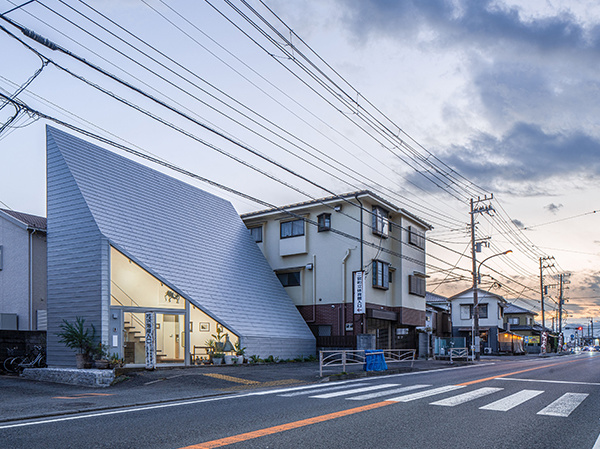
0,0 -> 598,332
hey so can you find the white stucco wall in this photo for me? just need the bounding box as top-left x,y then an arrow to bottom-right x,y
0,216 -> 30,330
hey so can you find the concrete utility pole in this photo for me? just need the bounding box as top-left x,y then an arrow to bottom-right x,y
539,257 -> 555,332
470,195 -> 494,361
558,274 -> 563,334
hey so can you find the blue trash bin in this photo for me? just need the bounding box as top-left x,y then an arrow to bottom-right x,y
364,350 -> 388,372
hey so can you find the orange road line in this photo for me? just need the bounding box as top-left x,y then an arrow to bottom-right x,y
456,358 -> 583,386
53,393 -> 114,399
180,401 -> 393,449
74,393 -> 114,397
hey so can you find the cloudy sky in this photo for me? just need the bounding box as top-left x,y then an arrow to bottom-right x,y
0,0 -> 598,329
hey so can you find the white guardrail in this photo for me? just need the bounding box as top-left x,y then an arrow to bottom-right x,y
319,349 -> 416,377
448,347 -> 473,363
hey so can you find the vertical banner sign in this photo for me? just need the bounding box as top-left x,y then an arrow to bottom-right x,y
145,312 -> 156,370
541,331 -> 548,354
558,333 -> 564,351
353,271 -> 365,314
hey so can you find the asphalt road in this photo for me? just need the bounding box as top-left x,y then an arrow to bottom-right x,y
1,354 -> 600,448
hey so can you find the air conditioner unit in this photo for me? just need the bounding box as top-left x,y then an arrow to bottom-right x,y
484,347 -> 492,355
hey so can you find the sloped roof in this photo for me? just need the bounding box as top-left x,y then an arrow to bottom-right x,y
241,190 -> 432,229
426,291 -> 449,303
449,287 -> 507,303
46,126 -> 314,343
504,304 -> 537,315
0,209 -> 46,231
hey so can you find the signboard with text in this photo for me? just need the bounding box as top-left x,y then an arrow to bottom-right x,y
145,312 -> 156,370
353,271 -> 365,315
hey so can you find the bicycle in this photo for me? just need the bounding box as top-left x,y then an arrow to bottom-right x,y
3,346 -> 46,373
3,347 -> 22,373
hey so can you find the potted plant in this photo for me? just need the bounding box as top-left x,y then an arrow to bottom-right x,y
209,326 -> 227,365
212,351 -> 224,365
57,317 -> 96,369
93,343 -> 110,369
108,353 -> 125,369
234,341 -> 246,364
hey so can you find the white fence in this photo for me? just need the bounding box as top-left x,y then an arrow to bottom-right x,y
447,347 -> 473,363
319,349 -> 416,377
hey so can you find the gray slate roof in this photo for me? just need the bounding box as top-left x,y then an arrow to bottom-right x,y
47,126 -> 314,342
0,209 -> 47,231
504,304 -> 536,315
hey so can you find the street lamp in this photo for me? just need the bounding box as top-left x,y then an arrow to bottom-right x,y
472,249 -> 512,361
477,250 -> 513,284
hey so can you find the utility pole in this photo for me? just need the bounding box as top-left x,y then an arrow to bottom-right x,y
539,257 -> 555,331
558,274 -> 563,334
470,195 -> 494,361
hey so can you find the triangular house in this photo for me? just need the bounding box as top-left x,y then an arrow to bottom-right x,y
46,126 -> 315,367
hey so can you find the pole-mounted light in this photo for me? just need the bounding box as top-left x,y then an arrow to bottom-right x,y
477,250 -> 512,285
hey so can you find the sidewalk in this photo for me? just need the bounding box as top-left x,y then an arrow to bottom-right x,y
0,353 -> 568,424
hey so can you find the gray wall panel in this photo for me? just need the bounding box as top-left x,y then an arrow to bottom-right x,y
47,127 -> 314,362
46,134 -> 108,367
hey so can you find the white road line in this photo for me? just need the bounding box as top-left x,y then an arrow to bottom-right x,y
387,385 -> 465,402
249,362 -> 496,396
310,383 -> 399,398
536,393 -> 589,417
250,380 -> 366,396
497,377 -> 600,386
279,383 -> 369,397
0,393 -> 248,430
430,387 -> 504,407
347,384 -> 431,400
480,389 -> 544,411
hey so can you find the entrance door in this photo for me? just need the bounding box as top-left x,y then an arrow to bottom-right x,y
156,313 -> 184,364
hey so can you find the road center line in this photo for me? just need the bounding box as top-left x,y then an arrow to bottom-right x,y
179,401 -> 394,449
497,377 -> 600,386
456,359 -> 584,386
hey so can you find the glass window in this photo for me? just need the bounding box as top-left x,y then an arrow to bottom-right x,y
110,247 -> 184,309
408,226 -> 425,249
280,219 -> 304,238
509,317 -> 519,325
408,275 -> 426,297
372,260 -> 389,289
249,226 -> 262,243
372,206 -> 389,237
276,271 -> 301,287
317,213 -> 331,232
479,303 -> 488,319
460,305 -> 472,320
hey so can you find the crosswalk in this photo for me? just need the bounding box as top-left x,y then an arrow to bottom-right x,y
277,382 -> 589,417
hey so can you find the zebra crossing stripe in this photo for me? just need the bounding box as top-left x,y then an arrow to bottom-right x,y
430,387 -> 504,407
479,389 -> 543,411
310,384 -> 399,399
279,383 -> 369,397
387,385 -> 465,402
347,384 -> 432,401
537,393 -> 589,417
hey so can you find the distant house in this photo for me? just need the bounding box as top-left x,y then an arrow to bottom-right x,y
504,304 -> 549,353
449,288 -> 506,354
0,209 -> 46,331
46,126 -> 315,367
426,292 -> 452,339
241,190 -> 432,352
423,291 -> 451,358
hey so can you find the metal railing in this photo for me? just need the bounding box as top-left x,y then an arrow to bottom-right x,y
319,349 -> 416,377
448,347 -> 473,363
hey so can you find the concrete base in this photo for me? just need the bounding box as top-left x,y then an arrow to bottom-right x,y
22,367 -> 115,387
